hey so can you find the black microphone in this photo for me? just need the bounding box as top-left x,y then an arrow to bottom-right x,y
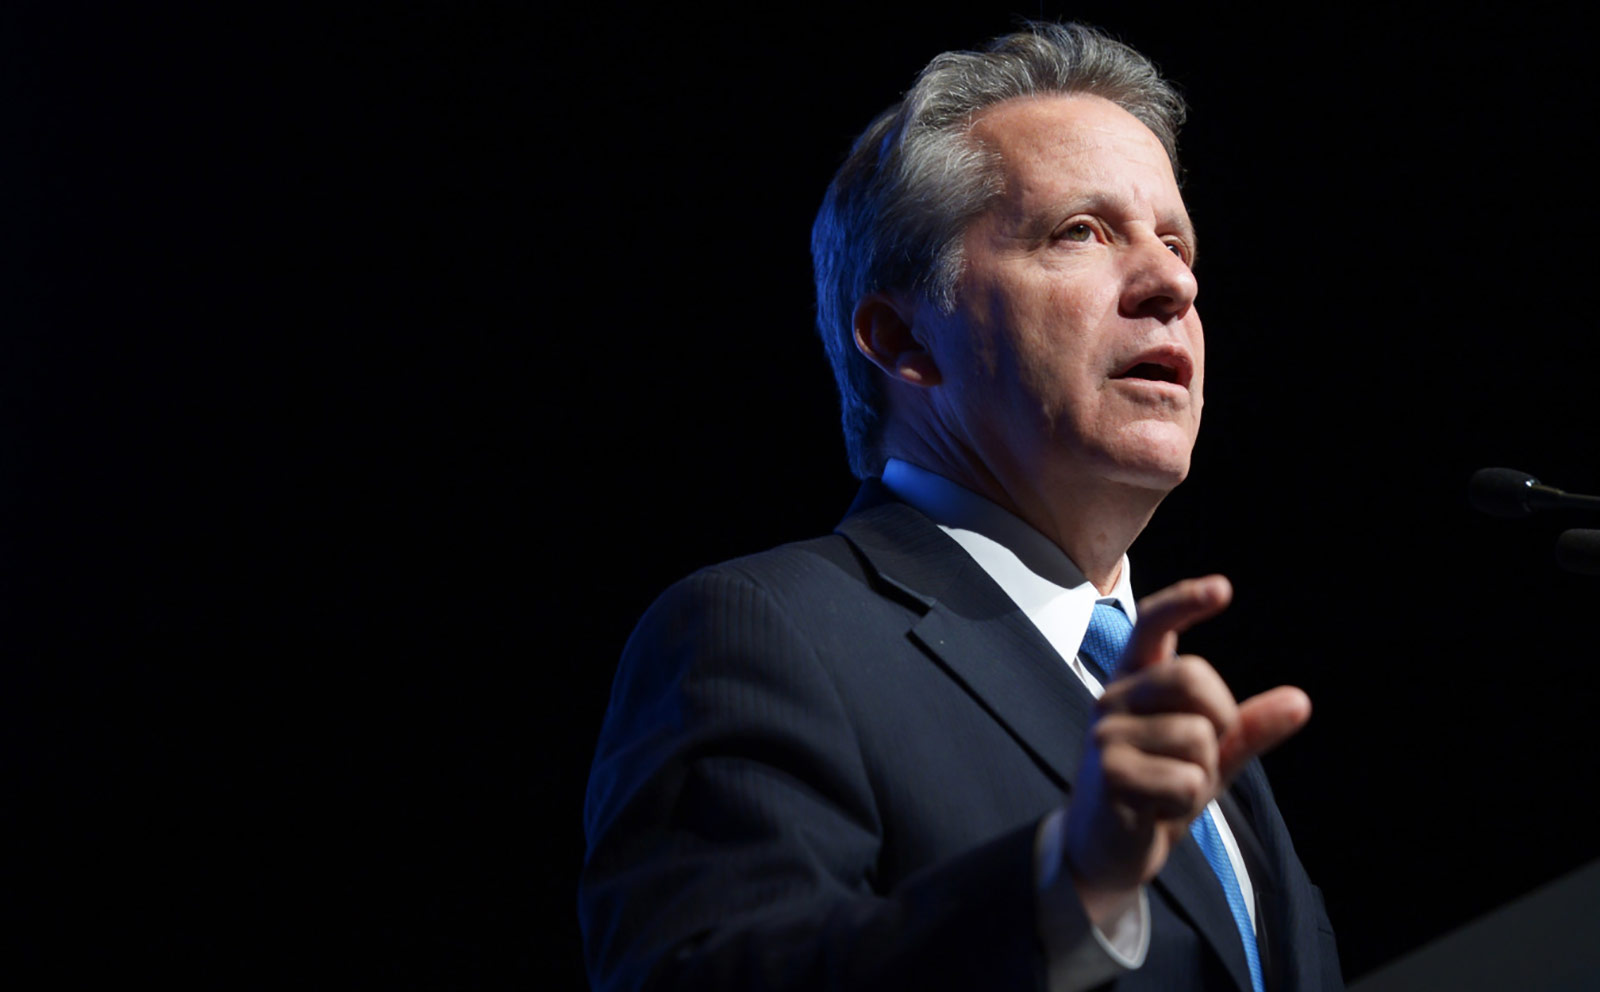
1556,530 -> 1600,575
1468,467 -> 1600,518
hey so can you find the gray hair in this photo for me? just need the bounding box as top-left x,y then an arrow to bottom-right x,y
811,22 -> 1187,479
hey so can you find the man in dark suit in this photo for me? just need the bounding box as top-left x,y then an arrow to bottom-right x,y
581,23 -> 1342,991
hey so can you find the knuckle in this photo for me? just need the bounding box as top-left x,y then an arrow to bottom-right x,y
1091,718 -> 1121,750
1098,743 -> 1139,790
1173,657 -> 1213,691
1173,763 -> 1210,810
1095,685 -> 1129,715
1172,713 -> 1218,758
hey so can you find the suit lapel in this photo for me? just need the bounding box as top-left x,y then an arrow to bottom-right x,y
907,599 -> 1095,791
1219,783 -> 1278,989
835,490 -> 1093,791
837,483 -> 1256,991
1228,759 -> 1320,992
1157,834 -> 1257,992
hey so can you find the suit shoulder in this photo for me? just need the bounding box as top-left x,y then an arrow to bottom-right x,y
616,531 -> 898,698
710,532 -> 867,589
648,533 -> 871,617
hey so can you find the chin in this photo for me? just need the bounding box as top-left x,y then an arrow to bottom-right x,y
1104,460 -> 1190,494
1087,428 -> 1196,494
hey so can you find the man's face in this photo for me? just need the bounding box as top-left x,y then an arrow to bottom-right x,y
916,94 -> 1203,498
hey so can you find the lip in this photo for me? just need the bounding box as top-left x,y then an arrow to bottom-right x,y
1109,345 -> 1194,390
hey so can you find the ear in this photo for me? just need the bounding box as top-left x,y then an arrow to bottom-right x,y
852,292 -> 942,387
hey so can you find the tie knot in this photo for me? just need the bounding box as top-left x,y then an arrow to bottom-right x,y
1081,602 -> 1134,683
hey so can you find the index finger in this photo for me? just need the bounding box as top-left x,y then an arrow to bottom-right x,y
1121,575 -> 1233,674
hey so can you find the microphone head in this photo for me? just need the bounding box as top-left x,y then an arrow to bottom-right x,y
1469,467 -> 1542,518
1556,529 -> 1600,576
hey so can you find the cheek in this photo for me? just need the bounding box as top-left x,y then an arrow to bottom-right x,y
958,289 -> 1022,377
1013,282 -> 1099,360
1036,275 -> 1108,332
1189,325 -> 1205,410
972,270 -> 1115,412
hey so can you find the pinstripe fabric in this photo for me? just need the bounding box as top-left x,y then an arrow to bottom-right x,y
580,483 -> 1343,991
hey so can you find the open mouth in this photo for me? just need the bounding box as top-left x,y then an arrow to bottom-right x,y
1119,362 -> 1180,384
1111,349 -> 1192,389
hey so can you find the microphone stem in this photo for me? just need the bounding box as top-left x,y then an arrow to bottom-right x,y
1530,489 -> 1600,513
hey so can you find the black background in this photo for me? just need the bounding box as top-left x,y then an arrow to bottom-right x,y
7,2 -> 1598,986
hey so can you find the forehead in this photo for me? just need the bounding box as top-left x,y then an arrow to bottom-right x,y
970,94 -> 1187,224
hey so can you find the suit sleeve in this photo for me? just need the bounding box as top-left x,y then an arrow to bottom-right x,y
579,566 -> 1052,992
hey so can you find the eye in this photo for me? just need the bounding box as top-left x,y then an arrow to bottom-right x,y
1060,223 -> 1094,243
1163,239 -> 1193,265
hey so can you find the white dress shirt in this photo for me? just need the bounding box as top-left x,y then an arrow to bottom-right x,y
880,458 -> 1257,990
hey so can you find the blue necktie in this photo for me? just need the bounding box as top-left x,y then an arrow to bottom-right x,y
1081,602 -> 1265,992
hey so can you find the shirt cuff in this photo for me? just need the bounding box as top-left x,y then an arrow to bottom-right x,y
1034,808 -> 1151,992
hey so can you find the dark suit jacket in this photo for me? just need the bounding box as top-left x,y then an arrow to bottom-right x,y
581,483 -> 1342,990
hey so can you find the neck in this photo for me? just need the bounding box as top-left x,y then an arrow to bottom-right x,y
884,434 -> 1166,595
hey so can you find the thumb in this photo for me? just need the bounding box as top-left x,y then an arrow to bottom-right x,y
1219,686 -> 1312,782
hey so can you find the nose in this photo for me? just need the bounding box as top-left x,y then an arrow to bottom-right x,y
1119,236 -> 1198,320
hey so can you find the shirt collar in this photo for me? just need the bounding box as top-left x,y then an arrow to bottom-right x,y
880,458 -> 1136,680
